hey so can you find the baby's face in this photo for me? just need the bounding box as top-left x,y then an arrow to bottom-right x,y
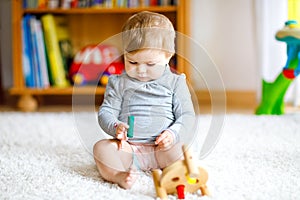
124,49 -> 171,82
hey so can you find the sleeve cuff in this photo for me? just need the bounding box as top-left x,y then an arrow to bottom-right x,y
166,128 -> 179,144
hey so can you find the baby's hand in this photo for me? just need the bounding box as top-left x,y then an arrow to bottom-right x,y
115,122 -> 129,150
155,130 -> 174,150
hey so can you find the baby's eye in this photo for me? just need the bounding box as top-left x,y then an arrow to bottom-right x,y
147,63 -> 156,67
129,61 -> 138,65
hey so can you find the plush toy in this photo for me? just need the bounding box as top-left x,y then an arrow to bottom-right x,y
69,44 -> 124,85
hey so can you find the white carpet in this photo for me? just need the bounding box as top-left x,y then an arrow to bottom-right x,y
1,112 -> 300,200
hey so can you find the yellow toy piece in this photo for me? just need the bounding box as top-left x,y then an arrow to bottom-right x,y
73,73 -> 85,85
152,145 -> 209,199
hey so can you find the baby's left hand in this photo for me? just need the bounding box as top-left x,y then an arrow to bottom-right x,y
155,130 -> 174,150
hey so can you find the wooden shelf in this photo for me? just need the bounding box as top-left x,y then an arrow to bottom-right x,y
11,0 -> 191,111
10,86 -> 106,95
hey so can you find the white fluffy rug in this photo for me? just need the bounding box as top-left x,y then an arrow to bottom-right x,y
1,112 -> 300,200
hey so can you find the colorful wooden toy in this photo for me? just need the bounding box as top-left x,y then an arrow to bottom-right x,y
256,20 -> 300,115
152,145 -> 209,199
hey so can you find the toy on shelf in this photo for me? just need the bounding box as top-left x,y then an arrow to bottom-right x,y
99,62 -> 124,86
152,145 -> 209,199
256,20 -> 300,115
69,44 -> 124,86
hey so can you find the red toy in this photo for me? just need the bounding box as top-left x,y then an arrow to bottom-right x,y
69,44 -> 124,85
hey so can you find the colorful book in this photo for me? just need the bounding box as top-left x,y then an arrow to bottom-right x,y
139,0 -> 149,7
29,16 -> 44,88
47,0 -> 60,8
38,0 -> 47,8
71,0 -> 79,7
26,15 -> 40,88
60,0 -> 72,8
41,14 -> 70,87
24,0 -> 38,8
159,0 -> 170,6
34,19 -> 50,88
92,0 -> 104,7
21,15 -> 35,87
54,16 -> 73,76
104,0 -> 113,7
116,0 -> 127,7
128,0 -> 138,7
150,0 -> 158,6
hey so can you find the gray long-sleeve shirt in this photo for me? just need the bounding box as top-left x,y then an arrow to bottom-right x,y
98,66 -> 195,144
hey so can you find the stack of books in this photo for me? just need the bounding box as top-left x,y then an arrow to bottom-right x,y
22,14 -> 72,88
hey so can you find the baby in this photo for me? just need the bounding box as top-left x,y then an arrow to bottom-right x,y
93,11 -> 195,189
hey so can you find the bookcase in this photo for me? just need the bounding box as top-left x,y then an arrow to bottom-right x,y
10,0 -> 191,111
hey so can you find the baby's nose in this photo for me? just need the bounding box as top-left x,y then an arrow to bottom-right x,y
137,64 -> 147,73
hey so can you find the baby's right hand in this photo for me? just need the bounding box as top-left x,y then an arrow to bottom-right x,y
115,122 -> 129,150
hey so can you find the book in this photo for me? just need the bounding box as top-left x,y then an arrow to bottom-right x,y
34,19 -> 50,88
54,16 -> 73,77
71,0 -> 79,7
139,0 -> 149,7
28,15 -> 42,87
159,0 -> 170,6
24,0 -> 38,8
21,15 -> 35,87
38,0 -> 47,8
150,0 -> 158,6
104,0 -> 114,7
47,0 -> 60,8
41,14 -> 70,87
128,0 -> 139,7
92,0 -> 104,7
29,16 -> 46,88
60,0 -> 72,8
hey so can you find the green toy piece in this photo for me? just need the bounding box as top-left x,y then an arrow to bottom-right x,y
256,20 -> 300,115
127,116 -> 134,138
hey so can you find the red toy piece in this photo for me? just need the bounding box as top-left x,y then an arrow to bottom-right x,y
176,185 -> 185,199
283,68 -> 296,79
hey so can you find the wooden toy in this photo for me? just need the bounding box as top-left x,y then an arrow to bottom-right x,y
127,115 -> 134,138
152,145 -> 209,199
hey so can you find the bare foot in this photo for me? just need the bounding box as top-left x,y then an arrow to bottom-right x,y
115,169 -> 138,189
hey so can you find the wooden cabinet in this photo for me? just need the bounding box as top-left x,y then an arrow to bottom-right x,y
10,0 -> 191,111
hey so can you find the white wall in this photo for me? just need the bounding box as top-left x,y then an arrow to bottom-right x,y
190,0 -> 258,91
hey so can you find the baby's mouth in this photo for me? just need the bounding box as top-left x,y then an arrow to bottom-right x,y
138,73 -> 147,78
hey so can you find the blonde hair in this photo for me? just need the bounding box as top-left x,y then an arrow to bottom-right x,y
122,11 -> 175,55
